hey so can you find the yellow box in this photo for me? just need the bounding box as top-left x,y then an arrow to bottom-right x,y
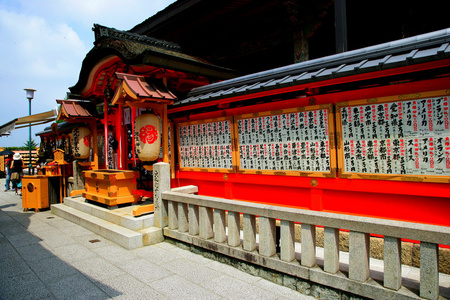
22,176 -> 49,212
44,165 -> 59,176
83,170 -> 140,207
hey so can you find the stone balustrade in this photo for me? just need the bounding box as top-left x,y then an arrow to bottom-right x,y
153,163 -> 450,299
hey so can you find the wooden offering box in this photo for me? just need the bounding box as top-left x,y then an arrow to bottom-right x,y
22,175 -> 49,212
83,170 -> 140,207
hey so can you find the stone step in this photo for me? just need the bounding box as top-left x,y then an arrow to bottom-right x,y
51,203 -> 163,250
63,196 -> 154,231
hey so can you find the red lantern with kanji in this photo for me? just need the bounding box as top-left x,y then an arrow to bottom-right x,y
135,113 -> 161,161
71,127 -> 91,159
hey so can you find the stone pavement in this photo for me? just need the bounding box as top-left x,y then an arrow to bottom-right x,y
0,178 -> 314,300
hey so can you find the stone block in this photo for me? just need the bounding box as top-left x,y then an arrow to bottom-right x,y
153,162 -> 170,228
369,236 -> 384,260
412,243 -> 421,268
339,231 -> 350,252
439,247 -> 450,274
140,227 -> 164,245
311,285 -> 341,299
259,268 -> 283,285
401,241 -> 413,266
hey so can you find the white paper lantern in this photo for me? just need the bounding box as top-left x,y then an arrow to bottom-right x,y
71,127 -> 91,159
135,113 -> 161,161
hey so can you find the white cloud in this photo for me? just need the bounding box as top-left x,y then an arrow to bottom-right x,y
0,10 -> 87,80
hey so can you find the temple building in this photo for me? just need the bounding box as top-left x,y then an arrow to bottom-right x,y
29,0 -> 450,226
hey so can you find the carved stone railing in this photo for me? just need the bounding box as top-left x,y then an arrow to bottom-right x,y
153,163 -> 450,300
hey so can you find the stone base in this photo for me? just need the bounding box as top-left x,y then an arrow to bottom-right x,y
235,214 -> 450,275
164,237 -> 367,300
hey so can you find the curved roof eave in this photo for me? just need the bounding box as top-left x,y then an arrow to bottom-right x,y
69,37 -> 240,95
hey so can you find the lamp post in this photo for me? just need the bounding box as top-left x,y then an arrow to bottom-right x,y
24,88 -> 36,175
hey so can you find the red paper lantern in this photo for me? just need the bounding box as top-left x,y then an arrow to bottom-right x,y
135,114 -> 161,161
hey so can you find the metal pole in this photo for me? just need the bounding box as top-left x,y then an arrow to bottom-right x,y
28,98 -> 32,175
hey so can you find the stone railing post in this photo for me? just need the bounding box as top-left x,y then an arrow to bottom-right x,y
153,162 -> 171,228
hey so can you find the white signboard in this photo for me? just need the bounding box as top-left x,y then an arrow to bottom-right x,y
236,105 -> 335,176
339,95 -> 450,177
178,118 -> 233,170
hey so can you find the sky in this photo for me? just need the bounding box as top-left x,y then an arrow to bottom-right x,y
0,0 -> 177,147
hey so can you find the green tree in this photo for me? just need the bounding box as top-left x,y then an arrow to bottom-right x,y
22,139 -> 38,150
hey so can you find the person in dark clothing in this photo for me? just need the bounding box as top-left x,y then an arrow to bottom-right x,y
10,153 -> 23,195
4,153 -> 13,191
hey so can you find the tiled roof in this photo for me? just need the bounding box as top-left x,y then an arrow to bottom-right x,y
114,73 -> 177,103
56,99 -> 97,122
94,24 -> 181,51
176,28 -> 450,107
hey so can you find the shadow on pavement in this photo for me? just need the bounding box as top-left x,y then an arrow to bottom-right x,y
0,199 -> 121,299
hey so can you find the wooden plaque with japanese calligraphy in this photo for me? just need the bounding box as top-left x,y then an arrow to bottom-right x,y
336,90 -> 450,183
177,117 -> 235,173
235,104 -> 336,177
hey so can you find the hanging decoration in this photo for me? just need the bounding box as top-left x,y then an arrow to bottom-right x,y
71,127 -> 92,159
134,113 -> 161,161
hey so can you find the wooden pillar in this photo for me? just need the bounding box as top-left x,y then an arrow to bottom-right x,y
162,104 -> 169,163
131,107 -> 136,167
90,120 -> 98,170
104,98 -> 109,169
117,104 -> 123,169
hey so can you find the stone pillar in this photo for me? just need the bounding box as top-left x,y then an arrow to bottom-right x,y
349,231 -> 370,282
199,207 -> 213,239
189,204 -> 199,236
259,216 -> 276,257
72,161 -> 85,190
178,203 -> 189,233
153,162 -> 170,228
214,209 -> 226,243
384,236 -> 402,290
324,227 -> 340,274
243,214 -> 256,251
420,242 -> 439,300
228,211 -> 241,247
168,201 -> 178,230
280,220 -> 295,262
301,224 -> 316,267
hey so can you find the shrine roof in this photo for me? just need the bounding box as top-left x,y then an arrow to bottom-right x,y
56,99 -> 97,122
175,28 -> 450,107
118,73 -> 176,100
69,25 -> 239,95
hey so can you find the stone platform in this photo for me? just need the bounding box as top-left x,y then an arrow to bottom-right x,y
52,196 -> 163,249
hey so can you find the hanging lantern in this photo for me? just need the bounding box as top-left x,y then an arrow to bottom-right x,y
71,127 -> 92,159
135,113 -> 161,161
